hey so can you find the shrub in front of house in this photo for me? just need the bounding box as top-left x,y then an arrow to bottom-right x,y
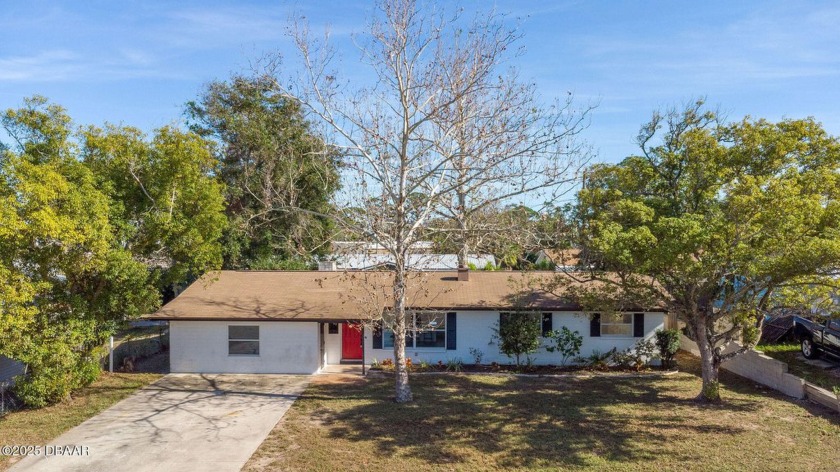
545,327 -> 583,366
578,349 -> 615,371
492,312 -> 542,366
655,329 -> 681,369
468,347 -> 484,365
612,339 -> 658,371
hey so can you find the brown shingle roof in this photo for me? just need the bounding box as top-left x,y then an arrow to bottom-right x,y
147,270 -> 659,321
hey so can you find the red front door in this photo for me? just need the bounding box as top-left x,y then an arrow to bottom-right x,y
342,323 -> 363,360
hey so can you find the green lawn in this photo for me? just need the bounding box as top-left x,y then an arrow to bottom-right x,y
245,352 -> 840,472
0,372 -> 161,471
758,343 -> 840,391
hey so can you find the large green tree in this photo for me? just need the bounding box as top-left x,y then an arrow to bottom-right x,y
186,75 -> 340,269
575,101 -> 840,402
1,97 -> 227,406
0,97 -> 158,406
82,124 -> 228,289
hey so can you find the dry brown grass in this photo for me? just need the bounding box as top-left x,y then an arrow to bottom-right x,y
244,352 -> 840,471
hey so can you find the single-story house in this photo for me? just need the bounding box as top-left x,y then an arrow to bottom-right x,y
145,269 -> 668,374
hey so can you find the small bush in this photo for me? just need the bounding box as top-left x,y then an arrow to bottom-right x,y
468,347 -> 484,365
582,349 -> 614,371
612,339 -> 657,371
545,327 -> 583,365
655,329 -> 681,369
446,358 -> 464,372
492,312 -> 542,366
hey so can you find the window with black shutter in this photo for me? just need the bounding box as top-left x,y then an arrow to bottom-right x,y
372,322 -> 383,349
542,313 -> 553,337
633,313 -> 645,337
446,312 -> 457,350
590,313 -> 601,337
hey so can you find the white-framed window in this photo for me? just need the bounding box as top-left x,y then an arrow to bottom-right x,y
228,325 -> 260,355
383,311 -> 446,349
600,313 -> 633,337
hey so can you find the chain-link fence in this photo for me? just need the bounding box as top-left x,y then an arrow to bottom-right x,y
0,382 -> 15,417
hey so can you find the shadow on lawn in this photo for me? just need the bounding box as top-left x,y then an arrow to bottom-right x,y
304,371 -> 760,469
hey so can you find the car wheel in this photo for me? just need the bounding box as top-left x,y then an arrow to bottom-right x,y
801,338 -> 820,359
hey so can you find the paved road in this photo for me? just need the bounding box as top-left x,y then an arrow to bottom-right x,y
10,374 -> 310,472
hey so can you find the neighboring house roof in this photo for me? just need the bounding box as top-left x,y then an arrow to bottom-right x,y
147,270 -> 663,322
332,240 -> 435,255
536,248 -> 582,268
331,253 -> 496,271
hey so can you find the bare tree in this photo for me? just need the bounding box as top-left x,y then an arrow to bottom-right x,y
429,58 -> 594,265
266,0 -> 586,402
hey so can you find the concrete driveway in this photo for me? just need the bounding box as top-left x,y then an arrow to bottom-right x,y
11,374 -> 310,472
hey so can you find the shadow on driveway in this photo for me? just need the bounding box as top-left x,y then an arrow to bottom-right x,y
11,374 -> 310,472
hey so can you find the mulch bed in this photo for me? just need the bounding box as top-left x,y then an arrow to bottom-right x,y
369,363 -> 678,376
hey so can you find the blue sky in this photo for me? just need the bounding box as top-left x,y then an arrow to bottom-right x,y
2,0 -> 839,163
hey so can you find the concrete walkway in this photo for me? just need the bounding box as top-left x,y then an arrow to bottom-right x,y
10,374 -> 310,472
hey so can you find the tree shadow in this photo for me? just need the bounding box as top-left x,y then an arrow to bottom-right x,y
300,372 -> 761,469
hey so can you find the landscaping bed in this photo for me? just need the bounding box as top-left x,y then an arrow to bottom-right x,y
244,352 -> 840,471
369,359 -> 674,376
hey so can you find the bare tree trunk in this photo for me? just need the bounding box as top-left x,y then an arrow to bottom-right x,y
392,268 -> 412,403
455,155 -> 469,267
456,206 -> 468,267
692,314 -> 721,403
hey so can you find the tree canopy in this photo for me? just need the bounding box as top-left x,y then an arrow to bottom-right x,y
186,75 -> 340,269
82,124 -> 227,289
0,97 -> 227,406
574,100 -> 840,402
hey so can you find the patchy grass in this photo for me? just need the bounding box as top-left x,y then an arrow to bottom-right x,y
758,343 -> 840,391
245,352 -> 840,472
0,372 -> 161,471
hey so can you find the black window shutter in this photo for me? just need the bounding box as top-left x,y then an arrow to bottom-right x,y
500,312 -> 509,330
372,322 -> 383,349
590,313 -> 601,337
446,312 -> 457,350
633,313 -> 645,337
542,313 -> 553,337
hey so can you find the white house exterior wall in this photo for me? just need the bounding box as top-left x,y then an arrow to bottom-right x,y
363,311 -> 666,365
169,320 -> 320,374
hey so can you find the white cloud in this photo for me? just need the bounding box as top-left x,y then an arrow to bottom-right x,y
0,50 -> 82,81
0,49 -> 183,83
